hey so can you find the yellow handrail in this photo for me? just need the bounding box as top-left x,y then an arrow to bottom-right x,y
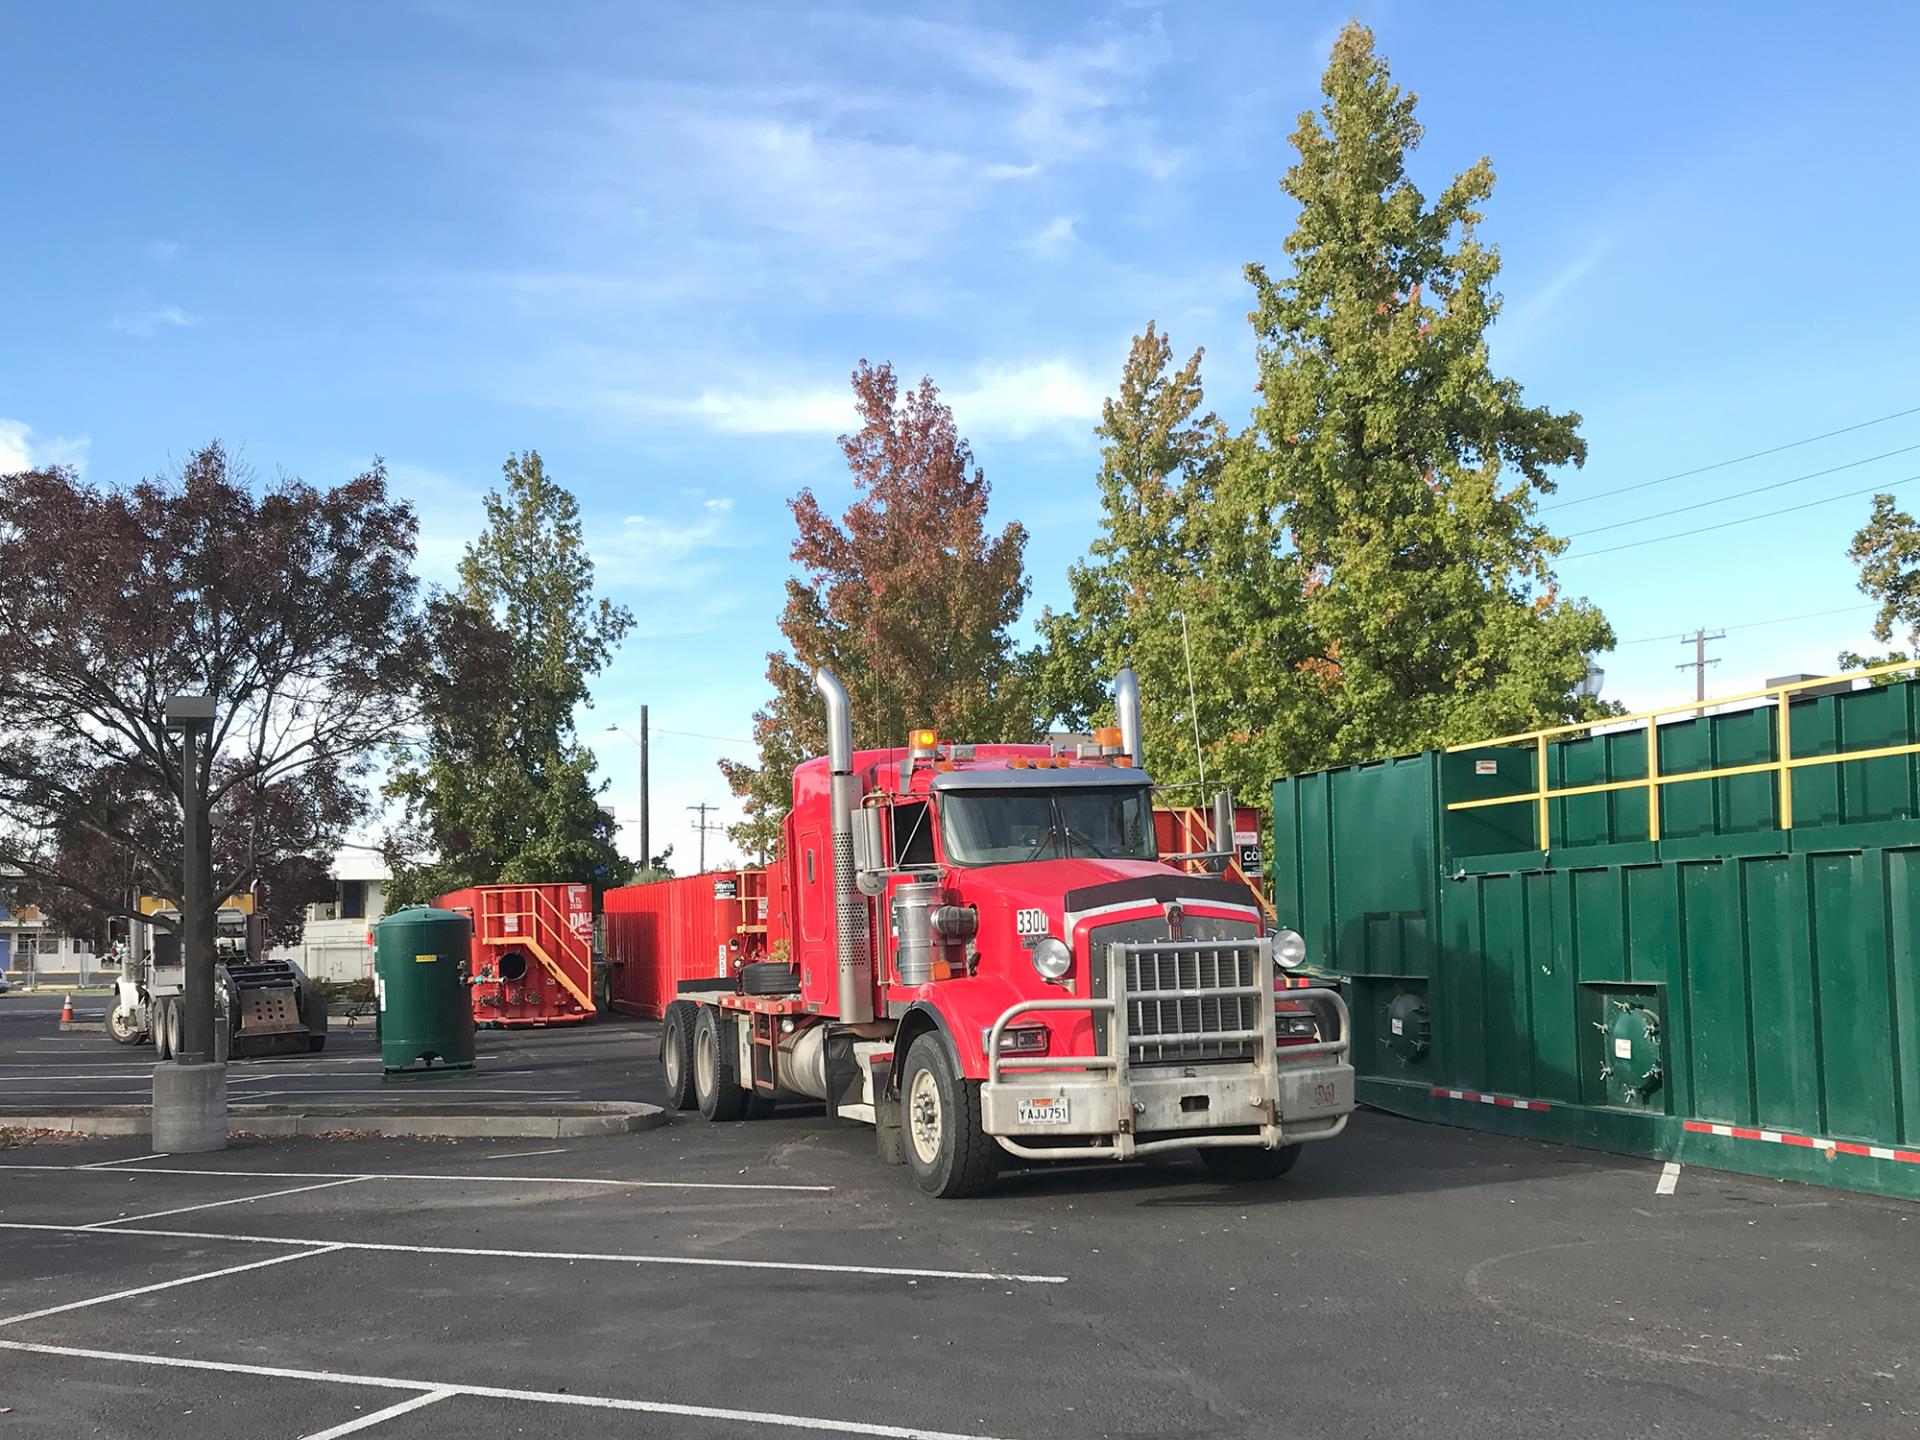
1443,659 -> 1920,848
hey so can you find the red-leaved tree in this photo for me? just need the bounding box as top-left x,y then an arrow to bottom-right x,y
0,443 -> 422,951
721,362 -> 1033,854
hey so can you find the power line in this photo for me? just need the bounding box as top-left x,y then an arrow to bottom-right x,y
1562,470 -> 1920,562
1544,403 -> 1920,511
1564,443 -> 1920,538
1615,602 -> 1875,646
652,726 -> 754,745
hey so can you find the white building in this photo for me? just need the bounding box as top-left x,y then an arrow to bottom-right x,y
0,902 -> 104,986
266,851 -> 391,984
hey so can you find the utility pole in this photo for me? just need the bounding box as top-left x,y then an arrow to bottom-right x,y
606,712 -> 652,872
1676,628 -> 1725,717
688,802 -> 721,874
638,704 -> 649,871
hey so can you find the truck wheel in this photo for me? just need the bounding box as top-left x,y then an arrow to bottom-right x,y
739,962 -> 800,996
693,1007 -> 747,1121
1199,1144 -> 1301,1182
107,1003 -> 145,1046
164,1000 -> 183,1060
151,1001 -> 171,1060
660,1001 -> 698,1111
901,1034 -> 998,1198
308,1034 -> 327,1053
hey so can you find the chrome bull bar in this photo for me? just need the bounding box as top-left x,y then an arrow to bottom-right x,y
984,938 -> 1353,1162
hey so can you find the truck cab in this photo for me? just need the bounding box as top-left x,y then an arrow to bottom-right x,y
662,667 -> 1355,1197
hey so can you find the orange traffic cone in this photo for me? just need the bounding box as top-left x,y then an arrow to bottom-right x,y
59,993 -> 74,1025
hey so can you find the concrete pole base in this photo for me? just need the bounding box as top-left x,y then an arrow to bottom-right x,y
152,1061 -> 229,1153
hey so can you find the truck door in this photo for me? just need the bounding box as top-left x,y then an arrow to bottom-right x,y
795,826 -> 830,990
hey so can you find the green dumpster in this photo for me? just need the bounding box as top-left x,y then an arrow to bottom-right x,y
373,906 -> 477,1074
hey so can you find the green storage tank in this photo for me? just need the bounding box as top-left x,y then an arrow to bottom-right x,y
1270,672 -> 1920,1203
374,906 -> 477,1074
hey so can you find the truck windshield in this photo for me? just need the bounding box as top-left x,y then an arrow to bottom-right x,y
938,785 -> 1157,866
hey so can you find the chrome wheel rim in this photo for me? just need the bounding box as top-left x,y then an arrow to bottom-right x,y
908,1067 -> 943,1166
694,1027 -> 713,1097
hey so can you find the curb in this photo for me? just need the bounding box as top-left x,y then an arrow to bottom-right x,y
0,1101 -> 665,1141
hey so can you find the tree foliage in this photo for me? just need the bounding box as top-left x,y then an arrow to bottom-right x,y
385,452 -> 634,906
1036,21 -> 1611,800
723,362 -> 1033,854
1842,492 -> 1920,668
0,443 -> 420,948
1245,20 -> 1611,763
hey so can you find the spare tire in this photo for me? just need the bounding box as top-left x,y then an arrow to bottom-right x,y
740,962 -> 800,996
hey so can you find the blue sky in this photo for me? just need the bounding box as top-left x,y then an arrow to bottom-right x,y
5,2 -> 1918,870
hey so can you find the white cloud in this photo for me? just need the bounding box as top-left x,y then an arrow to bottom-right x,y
0,419 -> 90,475
147,239 -> 181,261
948,360 -> 1105,439
644,358 -> 1105,441
1499,232 -> 1616,354
110,302 -> 201,338
672,387 -> 854,436
1027,215 -> 1079,257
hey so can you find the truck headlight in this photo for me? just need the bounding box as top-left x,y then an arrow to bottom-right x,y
1029,936 -> 1072,982
1273,928 -> 1307,971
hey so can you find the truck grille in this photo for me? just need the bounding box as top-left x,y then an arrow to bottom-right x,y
1086,918 -> 1262,1067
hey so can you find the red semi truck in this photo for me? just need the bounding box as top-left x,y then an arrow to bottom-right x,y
644,668 -> 1355,1197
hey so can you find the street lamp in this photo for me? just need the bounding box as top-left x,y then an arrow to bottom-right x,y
605,705 -> 649,870
156,692 -> 226,1153
1576,657 -> 1606,702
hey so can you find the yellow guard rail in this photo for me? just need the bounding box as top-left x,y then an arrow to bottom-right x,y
1443,658 -> 1920,848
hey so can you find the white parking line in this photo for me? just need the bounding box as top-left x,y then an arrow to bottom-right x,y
0,1246 -> 339,1327
81,1177 -> 370,1228
0,1221 -> 1067,1284
0,1162 -> 833,1193
298,1388 -> 456,1439
79,1154 -> 171,1169
0,1339 -> 1021,1439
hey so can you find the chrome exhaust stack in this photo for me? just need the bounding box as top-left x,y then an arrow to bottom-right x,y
813,668 -> 874,1023
1114,667 -> 1142,764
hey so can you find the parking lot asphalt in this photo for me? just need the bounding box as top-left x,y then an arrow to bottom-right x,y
2,993 -> 1917,1439
0,990 -> 645,1107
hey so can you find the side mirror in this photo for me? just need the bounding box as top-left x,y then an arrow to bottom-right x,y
852,807 -> 888,897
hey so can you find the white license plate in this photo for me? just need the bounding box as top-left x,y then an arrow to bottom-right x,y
1017,1097 -> 1070,1125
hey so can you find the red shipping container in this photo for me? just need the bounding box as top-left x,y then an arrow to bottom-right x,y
438,882 -> 595,1027
603,870 -> 767,1018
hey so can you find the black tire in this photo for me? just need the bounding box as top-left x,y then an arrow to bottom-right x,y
107,1002 -> 145,1046
660,1001 -> 698,1111
900,1033 -> 999,1198
693,1006 -> 747,1121
308,1034 -> 327,1054
740,962 -> 800,997
1199,1143 -> 1302,1183
152,1001 -> 172,1060
165,999 -> 184,1059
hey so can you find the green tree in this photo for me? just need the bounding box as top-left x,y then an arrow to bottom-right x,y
1245,20 -> 1611,765
723,362 -> 1034,854
385,452 -> 634,905
1841,492 -> 1920,669
1028,325 -> 1306,806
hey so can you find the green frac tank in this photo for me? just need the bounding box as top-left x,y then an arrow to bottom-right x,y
373,906 -> 477,1073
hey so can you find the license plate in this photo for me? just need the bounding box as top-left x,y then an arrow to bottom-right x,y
1017,1097 -> 1070,1125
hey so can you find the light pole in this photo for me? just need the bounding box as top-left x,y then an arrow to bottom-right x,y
606,705 -> 649,871
156,692 -> 226,1153
1577,656 -> 1606,703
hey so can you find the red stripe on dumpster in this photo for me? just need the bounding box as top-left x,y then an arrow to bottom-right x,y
1429,1087 -> 1551,1112
1682,1119 -> 1920,1163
